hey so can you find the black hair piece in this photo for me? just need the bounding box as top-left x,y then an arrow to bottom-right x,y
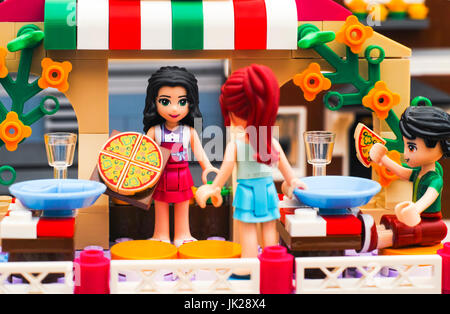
143,66 -> 202,133
399,105 -> 450,158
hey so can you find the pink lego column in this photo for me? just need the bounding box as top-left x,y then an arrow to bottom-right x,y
258,245 -> 294,294
74,249 -> 110,294
438,242 -> 450,294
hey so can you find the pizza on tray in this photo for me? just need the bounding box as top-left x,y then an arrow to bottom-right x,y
98,132 -> 163,195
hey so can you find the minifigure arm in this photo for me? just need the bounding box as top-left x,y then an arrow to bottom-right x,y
195,141 -> 236,208
190,127 -> 214,170
395,187 -> 440,226
209,141 -> 237,190
379,154 -> 412,181
273,139 -> 307,197
370,143 -> 412,180
273,139 -> 296,186
414,188 -> 440,214
146,126 -> 155,140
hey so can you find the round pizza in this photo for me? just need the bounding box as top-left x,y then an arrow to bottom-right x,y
98,132 -> 163,195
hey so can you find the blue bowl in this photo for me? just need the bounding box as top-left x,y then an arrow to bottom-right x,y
293,176 -> 381,209
9,179 -> 106,210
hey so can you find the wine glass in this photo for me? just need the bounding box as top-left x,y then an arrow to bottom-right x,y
304,131 -> 335,176
44,133 -> 77,179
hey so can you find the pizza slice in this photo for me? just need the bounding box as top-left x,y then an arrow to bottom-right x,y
132,135 -> 163,170
354,123 -> 386,168
103,132 -> 141,159
98,152 -> 129,191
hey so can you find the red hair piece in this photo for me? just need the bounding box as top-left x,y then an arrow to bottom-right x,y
220,64 -> 280,165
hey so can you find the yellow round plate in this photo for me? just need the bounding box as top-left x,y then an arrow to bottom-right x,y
178,240 -> 241,259
111,240 -> 177,260
379,243 -> 444,256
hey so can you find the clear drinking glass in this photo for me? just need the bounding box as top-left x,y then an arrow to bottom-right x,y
44,133 -> 77,179
304,131 -> 335,176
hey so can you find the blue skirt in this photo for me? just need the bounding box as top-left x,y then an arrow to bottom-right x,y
233,176 -> 280,223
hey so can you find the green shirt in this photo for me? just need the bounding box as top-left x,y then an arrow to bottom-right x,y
408,162 -> 444,214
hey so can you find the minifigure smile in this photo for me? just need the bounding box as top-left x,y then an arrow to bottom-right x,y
169,114 -> 180,118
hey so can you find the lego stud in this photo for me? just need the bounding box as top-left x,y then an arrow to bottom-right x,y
362,81 -> 400,120
0,112 -> 32,151
294,208 -> 317,220
0,47 -> 8,78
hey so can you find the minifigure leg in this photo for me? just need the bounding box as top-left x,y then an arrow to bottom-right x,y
173,200 -> 194,241
152,200 -> 170,241
238,221 -> 259,258
261,220 -> 278,249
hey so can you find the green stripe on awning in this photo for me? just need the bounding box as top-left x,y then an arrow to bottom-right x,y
171,0 -> 204,50
44,0 -> 77,50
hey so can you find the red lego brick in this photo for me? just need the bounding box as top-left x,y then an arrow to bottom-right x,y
233,0 -> 267,50
295,0 -> 351,21
322,215 -> 362,235
37,218 -> 75,238
109,0 -> 141,50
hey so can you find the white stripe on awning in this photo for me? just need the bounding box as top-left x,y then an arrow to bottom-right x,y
265,0 -> 299,50
77,0 -> 109,50
141,0 -> 172,50
75,0 -> 300,51
203,0 -> 235,50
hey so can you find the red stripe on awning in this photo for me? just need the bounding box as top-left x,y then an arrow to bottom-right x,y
109,0 -> 141,50
233,0 -> 267,50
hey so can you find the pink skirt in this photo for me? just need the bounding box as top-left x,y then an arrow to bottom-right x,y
152,164 -> 194,204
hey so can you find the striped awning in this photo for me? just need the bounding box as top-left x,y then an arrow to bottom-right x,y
44,0 -> 300,51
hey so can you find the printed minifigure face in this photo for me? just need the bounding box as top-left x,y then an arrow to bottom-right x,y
156,86 -> 190,125
403,136 -> 443,168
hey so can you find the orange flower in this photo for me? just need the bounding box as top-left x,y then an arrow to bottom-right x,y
371,150 -> 401,187
408,3 -> 429,20
347,0 -> 368,14
38,58 -> 72,93
0,112 -> 32,151
362,81 -> 400,120
0,47 -> 8,79
293,63 -> 332,102
386,0 -> 408,13
336,15 -> 374,54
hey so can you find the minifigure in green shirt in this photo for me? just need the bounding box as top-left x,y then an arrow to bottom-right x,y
363,105 -> 450,250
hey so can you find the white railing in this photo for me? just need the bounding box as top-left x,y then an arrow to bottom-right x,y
295,255 -> 442,294
0,255 -> 443,294
0,262 -> 74,294
109,258 -> 260,294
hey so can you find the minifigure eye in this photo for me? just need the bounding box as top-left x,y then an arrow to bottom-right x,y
408,144 -> 417,152
178,98 -> 188,106
158,98 -> 170,106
